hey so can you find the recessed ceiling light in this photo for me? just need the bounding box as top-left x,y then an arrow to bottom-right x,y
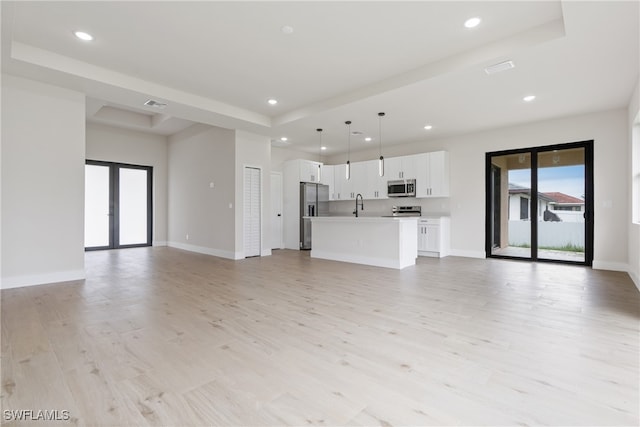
464,17 -> 481,29
364,137 -> 372,142
321,146 -> 327,151
523,95 -> 536,102
267,99 -> 278,105
74,31 -> 94,41
424,125 -> 433,130
280,137 -> 288,141
281,25 -> 294,34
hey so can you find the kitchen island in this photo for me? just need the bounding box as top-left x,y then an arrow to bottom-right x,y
308,216 -> 418,269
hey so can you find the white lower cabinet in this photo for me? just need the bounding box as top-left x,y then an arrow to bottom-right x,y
418,217 -> 450,257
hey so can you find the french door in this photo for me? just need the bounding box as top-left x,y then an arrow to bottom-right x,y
485,141 -> 594,265
84,160 -> 152,250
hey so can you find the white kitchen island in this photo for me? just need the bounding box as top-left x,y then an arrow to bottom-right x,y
309,216 -> 418,269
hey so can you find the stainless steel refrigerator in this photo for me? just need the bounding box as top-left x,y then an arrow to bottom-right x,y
300,182 -> 329,249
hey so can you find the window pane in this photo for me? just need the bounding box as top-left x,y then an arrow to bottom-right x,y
490,153 -> 531,258
85,164 -> 110,247
537,148 -> 585,262
119,168 -> 148,245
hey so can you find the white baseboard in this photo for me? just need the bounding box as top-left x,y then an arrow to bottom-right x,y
629,270 -> 640,292
1,269 -> 85,290
153,241 -> 168,247
592,260 -> 629,272
167,241 -> 237,260
449,249 -> 486,259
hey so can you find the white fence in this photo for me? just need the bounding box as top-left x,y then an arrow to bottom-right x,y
553,211 -> 584,223
509,220 -> 585,248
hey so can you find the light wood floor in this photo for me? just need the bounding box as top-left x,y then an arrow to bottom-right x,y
2,248 -> 639,426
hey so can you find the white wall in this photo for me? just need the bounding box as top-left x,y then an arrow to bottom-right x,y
235,130 -> 272,257
628,78 -> 640,290
1,75 -> 85,288
271,146 -> 318,172
167,124 -> 236,259
327,108 -> 630,269
85,122 -> 168,245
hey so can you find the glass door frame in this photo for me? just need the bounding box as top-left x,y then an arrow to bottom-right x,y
85,160 -> 153,251
485,140 -> 594,266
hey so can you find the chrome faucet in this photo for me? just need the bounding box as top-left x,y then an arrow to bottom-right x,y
354,193 -> 364,217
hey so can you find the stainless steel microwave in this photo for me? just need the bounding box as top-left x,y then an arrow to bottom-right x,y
387,179 -> 416,197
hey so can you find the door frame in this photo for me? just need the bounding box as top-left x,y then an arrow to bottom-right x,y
485,140 -> 594,265
270,171 -> 284,250
490,164 -> 501,248
85,160 -> 153,251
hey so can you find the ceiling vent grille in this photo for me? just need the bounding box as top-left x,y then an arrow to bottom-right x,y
484,60 -> 515,75
144,99 -> 167,108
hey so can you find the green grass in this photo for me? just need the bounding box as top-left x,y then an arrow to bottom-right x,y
511,242 -> 584,252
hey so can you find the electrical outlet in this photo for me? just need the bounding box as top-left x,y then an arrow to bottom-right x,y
186,234 -> 189,240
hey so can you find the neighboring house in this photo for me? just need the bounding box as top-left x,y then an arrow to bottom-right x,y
542,192 -> 586,211
543,192 -> 585,222
509,185 -> 586,222
508,183 -> 555,221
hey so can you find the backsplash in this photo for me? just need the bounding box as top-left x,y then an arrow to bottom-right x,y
328,197 -> 450,217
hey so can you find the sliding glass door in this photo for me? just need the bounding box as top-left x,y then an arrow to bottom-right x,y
85,160 -> 152,250
486,141 -> 593,265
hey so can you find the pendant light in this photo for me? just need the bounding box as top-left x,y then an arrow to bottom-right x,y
345,121 -> 352,180
378,112 -> 385,177
316,128 -> 323,182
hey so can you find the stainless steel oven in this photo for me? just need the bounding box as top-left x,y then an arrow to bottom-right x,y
387,179 -> 416,197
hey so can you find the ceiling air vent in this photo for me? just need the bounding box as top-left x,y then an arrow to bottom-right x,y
484,60 -> 515,75
144,99 -> 167,108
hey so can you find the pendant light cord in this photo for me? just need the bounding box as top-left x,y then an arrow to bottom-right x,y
317,128 -> 322,163
346,121 -> 352,162
378,112 -> 385,157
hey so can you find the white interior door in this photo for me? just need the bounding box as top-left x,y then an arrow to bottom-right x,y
244,167 -> 261,257
270,172 -> 283,249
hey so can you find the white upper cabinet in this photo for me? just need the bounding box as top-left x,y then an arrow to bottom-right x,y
320,164 -> 335,200
332,161 -> 386,200
299,160 -> 322,183
308,150 -> 448,203
333,163 -> 354,200
415,151 -> 450,197
364,160 -> 388,199
385,154 -> 420,180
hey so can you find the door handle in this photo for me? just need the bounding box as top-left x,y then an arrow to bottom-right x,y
277,214 -> 281,217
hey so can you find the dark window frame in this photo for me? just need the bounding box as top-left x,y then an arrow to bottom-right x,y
85,160 -> 153,251
485,140 -> 594,266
